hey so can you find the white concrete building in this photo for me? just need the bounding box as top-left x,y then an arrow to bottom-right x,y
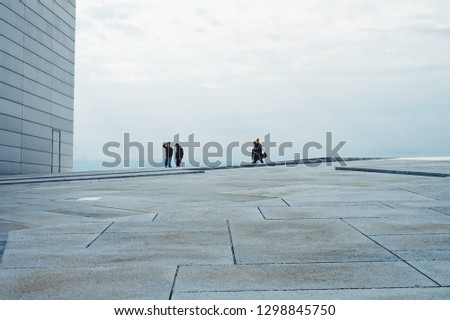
0,0 -> 76,174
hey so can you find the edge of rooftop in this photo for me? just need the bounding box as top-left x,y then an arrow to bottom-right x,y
2,156 -> 450,185
0,157 -> 384,185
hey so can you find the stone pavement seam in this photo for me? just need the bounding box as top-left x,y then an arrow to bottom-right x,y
401,188 -> 440,201
85,222 -> 114,248
257,207 -> 267,220
341,219 -> 442,287
169,265 -> 181,300
429,208 -> 450,217
378,201 -> 396,209
172,262 -> 441,295
174,285 -> 448,295
226,220 -> 237,265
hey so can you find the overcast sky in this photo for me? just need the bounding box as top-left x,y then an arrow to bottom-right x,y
74,0 -> 450,169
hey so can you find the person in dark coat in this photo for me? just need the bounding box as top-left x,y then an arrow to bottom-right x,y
163,142 -> 173,168
175,143 -> 184,167
252,138 -> 264,164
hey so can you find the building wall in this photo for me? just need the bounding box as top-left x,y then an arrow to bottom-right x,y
0,0 -> 76,175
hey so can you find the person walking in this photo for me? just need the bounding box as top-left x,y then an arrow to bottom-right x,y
252,138 -> 265,164
175,143 -> 184,167
163,142 -> 173,168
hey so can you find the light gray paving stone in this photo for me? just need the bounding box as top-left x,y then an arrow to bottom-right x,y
430,207 -> 450,217
48,206 -> 153,219
94,230 -> 230,247
0,264 -> 176,299
173,262 -> 438,293
229,220 -> 366,246
381,200 -> 442,209
284,200 -> 386,207
7,221 -> 112,235
1,246 -> 233,268
259,206 -> 396,220
394,249 -> 450,261
285,189 -> 436,205
0,221 -> 30,233
408,260 -> 450,286
234,243 -> 398,264
154,207 -> 263,221
371,234 -> 450,251
399,186 -> 447,201
218,196 -> 288,207
344,216 -> 450,236
263,206 -> 447,221
0,221 -> 30,263
107,219 -> 228,233
4,232 -> 99,249
0,211 -> 95,228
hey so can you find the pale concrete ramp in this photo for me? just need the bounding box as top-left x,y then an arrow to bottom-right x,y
1,158 -> 449,299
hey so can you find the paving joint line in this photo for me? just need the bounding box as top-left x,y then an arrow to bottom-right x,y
400,188 -> 440,201
257,207 -> 268,220
168,265 -> 180,300
429,207 -> 450,217
378,201 -> 396,209
13,232 -> 99,236
85,222 -> 114,248
263,217 -> 381,221
340,218 -> 442,287
281,198 -> 291,207
226,220 -> 237,265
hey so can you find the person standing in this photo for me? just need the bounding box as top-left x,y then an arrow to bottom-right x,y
175,143 -> 184,167
252,138 -> 264,164
163,142 -> 173,168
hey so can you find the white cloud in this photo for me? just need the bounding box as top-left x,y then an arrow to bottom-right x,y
74,0 -> 450,167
